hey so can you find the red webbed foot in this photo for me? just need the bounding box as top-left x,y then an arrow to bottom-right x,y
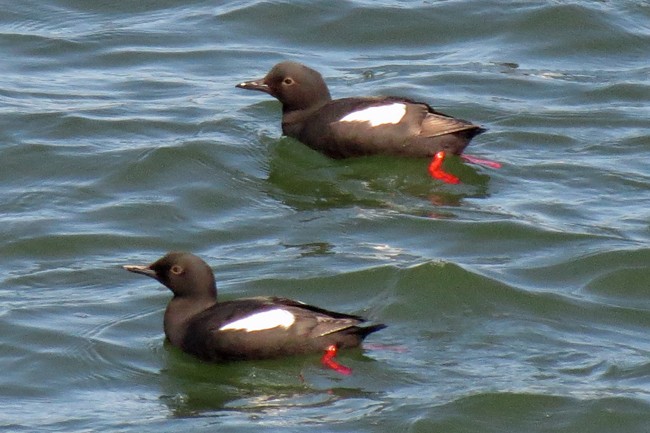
321,345 -> 352,375
428,151 -> 460,184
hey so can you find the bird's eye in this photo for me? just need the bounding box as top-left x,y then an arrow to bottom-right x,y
283,77 -> 294,85
171,265 -> 184,275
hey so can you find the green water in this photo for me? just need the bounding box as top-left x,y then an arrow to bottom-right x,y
1,1 -> 649,431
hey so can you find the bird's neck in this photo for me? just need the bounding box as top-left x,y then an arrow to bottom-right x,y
281,101 -> 328,137
163,295 -> 216,347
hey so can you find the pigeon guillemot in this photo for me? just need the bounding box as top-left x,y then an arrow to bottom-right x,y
123,252 -> 385,374
236,61 -> 490,183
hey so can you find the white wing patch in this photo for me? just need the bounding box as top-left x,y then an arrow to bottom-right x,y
339,103 -> 407,127
219,309 -> 296,332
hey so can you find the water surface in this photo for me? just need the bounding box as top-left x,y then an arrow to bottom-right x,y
1,1 -> 649,432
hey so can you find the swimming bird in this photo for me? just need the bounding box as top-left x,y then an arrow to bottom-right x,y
237,61 -> 491,183
123,252 -> 385,374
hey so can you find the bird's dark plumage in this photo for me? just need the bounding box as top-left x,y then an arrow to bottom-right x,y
123,252 -> 385,362
236,61 -> 485,159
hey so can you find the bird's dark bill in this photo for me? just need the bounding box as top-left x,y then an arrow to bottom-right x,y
236,79 -> 270,93
123,264 -> 157,278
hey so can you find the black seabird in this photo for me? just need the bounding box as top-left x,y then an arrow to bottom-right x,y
237,61 -> 492,183
124,252 -> 385,374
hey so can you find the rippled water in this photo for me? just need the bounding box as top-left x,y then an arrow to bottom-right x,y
1,1 -> 649,431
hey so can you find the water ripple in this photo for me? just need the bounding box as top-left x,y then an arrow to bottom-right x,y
2,0 -> 650,430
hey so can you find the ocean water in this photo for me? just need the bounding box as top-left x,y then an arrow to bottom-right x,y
1,0 -> 649,431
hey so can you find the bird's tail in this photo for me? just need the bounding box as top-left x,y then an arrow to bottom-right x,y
357,323 -> 387,340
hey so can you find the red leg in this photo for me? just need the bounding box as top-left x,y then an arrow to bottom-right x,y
362,343 -> 409,353
321,345 -> 352,375
461,154 -> 502,169
428,151 -> 460,184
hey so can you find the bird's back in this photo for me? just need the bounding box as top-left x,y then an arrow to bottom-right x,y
284,97 -> 484,159
179,297 -> 384,361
